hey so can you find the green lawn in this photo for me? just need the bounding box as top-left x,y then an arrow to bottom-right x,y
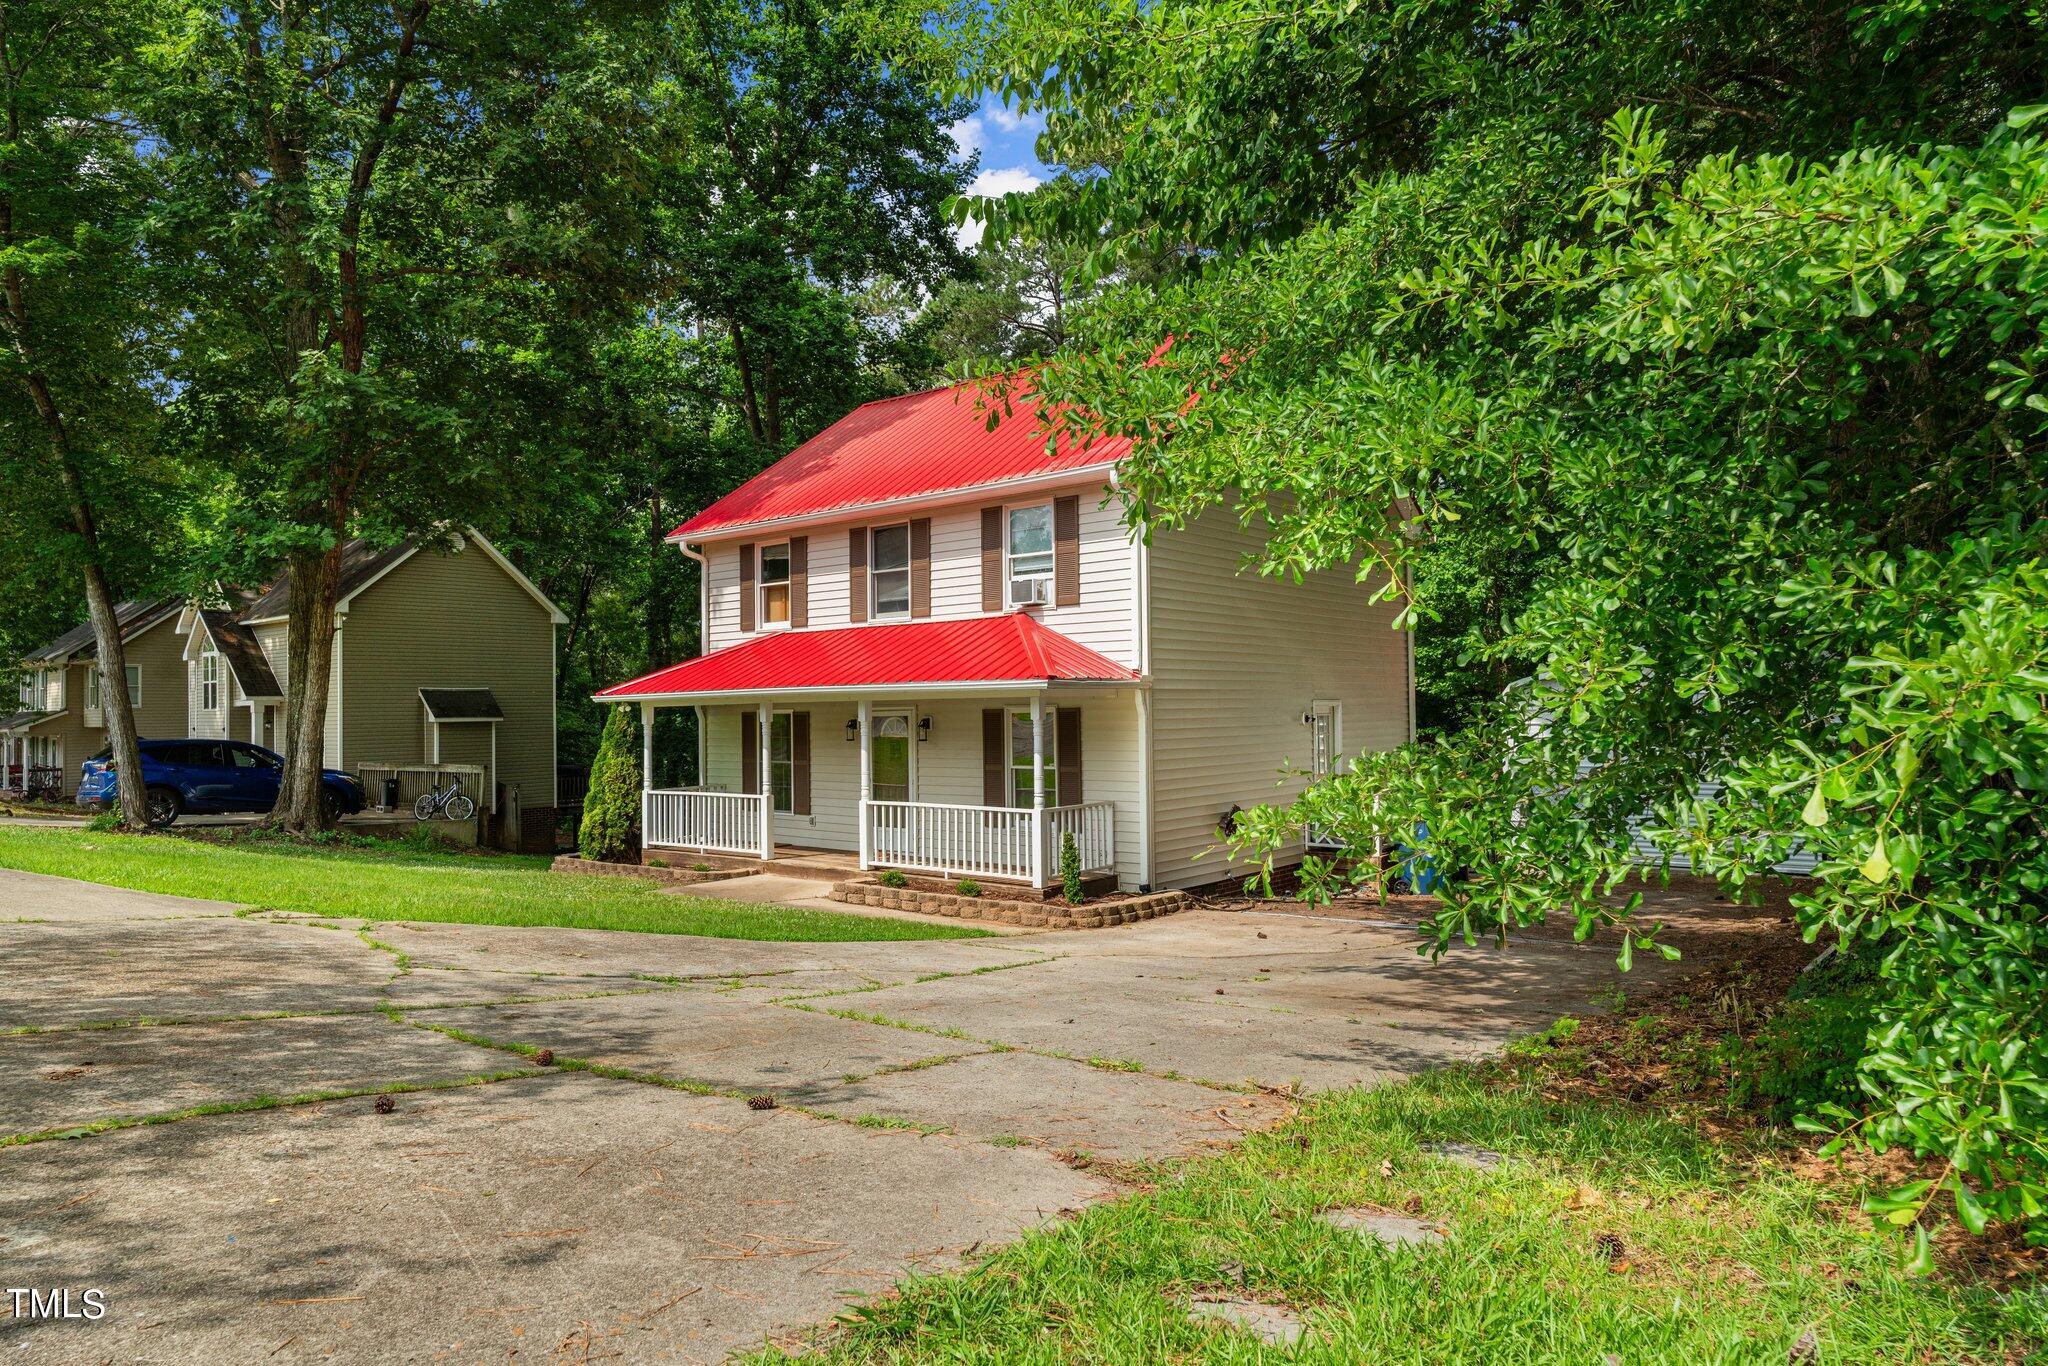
0,825 -> 984,941
761,1068 -> 2042,1362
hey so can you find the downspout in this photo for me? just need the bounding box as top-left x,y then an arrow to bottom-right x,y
677,539 -> 708,786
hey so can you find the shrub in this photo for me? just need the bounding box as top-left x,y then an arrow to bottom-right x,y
878,869 -> 908,888
85,808 -> 123,833
956,878 -> 982,897
1723,987 -> 1879,1125
1059,831 -> 1084,904
646,857 -> 668,868
578,705 -> 642,863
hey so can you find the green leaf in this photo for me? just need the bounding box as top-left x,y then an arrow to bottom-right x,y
2009,103 -> 2048,128
1860,834 -> 1893,885
1801,780 -> 1829,827
1952,1178 -> 1989,1236
1906,1224 -> 1934,1275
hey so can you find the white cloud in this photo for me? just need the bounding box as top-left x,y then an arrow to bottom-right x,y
946,115 -> 987,158
985,105 -> 1033,134
954,167 -> 1045,249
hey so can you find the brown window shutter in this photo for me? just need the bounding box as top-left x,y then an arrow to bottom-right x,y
740,711 -> 759,794
980,506 -> 1003,612
738,543 -> 756,633
982,708 -> 1007,806
848,528 -> 868,623
1054,495 -> 1081,607
1056,707 -> 1082,806
789,536 -> 809,628
910,518 -> 932,618
791,712 -> 811,815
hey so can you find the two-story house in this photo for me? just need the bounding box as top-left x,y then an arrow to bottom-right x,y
2,599 -> 186,798
174,529 -> 567,823
598,380 -> 1414,892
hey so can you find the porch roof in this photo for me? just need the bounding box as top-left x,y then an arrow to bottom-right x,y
596,613 -> 1140,703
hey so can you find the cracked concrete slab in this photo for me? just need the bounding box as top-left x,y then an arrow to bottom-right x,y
797,1049 -> 1290,1159
377,917 -> 1051,984
0,1014 -> 521,1137
0,866 -> 241,923
419,991 -> 992,1096
0,1073 -> 1114,1364
0,918 -> 405,1029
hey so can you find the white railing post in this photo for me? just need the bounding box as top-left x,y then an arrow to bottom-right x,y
857,698 -> 872,871
639,703 -> 655,792
756,700 -> 774,860
1028,694 -> 1047,888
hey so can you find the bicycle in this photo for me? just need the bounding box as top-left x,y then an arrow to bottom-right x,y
413,775 -> 477,822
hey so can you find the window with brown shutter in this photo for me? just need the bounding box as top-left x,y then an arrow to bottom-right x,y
980,507 -> 1003,612
741,711 -> 759,793
738,544 -> 756,632
1054,495 -> 1081,607
791,712 -> 811,814
1056,707 -> 1082,805
789,536 -> 809,628
848,527 -> 868,622
981,708 -> 1006,805
910,518 -> 932,618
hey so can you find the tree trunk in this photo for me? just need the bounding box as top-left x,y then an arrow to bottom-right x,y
271,543 -> 342,831
0,195 -> 149,828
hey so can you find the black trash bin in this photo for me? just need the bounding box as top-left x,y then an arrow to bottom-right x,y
382,777 -> 400,810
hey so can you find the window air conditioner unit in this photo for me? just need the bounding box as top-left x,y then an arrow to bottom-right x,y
1011,579 -> 1051,607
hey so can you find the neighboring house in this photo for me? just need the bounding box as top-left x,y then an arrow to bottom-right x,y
1,599 -> 187,798
598,380 -> 1414,892
175,530 -> 567,819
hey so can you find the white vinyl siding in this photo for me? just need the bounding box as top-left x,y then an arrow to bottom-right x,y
1144,504 -> 1411,890
700,481 -> 1138,667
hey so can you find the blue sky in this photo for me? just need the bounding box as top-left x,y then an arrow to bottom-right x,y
948,96 -> 1052,247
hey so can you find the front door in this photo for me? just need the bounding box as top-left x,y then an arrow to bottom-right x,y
869,711 -> 913,862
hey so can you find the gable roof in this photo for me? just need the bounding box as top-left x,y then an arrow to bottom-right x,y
239,531 -> 566,626
195,610 -> 282,700
21,598 -> 182,664
240,539 -> 417,623
596,613 -> 1140,701
671,380 -> 1129,542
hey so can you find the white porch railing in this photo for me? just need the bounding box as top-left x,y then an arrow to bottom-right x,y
863,800 -> 1115,886
643,788 -> 767,857
1046,802 -> 1117,879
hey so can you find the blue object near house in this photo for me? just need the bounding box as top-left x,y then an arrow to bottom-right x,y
1397,822 -> 1444,893
77,739 -> 365,828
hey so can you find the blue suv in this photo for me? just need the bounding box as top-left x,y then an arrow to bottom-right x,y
78,740 -> 366,827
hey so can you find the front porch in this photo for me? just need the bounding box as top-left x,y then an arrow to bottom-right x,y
636,692 -> 1127,891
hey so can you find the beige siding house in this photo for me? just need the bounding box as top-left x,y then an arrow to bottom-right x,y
3,601 -> 188,798
176,531 -> 565,815
600,381 -> 1413,892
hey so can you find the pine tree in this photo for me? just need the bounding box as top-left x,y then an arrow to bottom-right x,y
578,705 -> 641,862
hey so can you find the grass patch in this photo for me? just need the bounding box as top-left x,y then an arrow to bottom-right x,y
0,825 -> 985,942
757,1066 -> 2044,1362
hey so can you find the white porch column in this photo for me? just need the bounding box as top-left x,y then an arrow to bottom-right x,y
756,699 -> 775,860
639,702 -> 655,848
856,698 -> 873,870
639,703 -> 655,790
1028,692 -> 1047,888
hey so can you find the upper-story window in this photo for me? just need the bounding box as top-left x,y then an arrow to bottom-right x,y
759,543 -> 792,627
87,665 -> 141,711
200,651 -> 220,710
1007,504 -> 1054,606
870,524 -> 911,619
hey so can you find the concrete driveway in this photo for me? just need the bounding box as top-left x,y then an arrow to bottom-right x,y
0,866 -> 1713,1363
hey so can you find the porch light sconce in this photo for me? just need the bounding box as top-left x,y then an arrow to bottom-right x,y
844,719 -> 859,742
1301,710 -> 1315,726
917,716 -> 933,743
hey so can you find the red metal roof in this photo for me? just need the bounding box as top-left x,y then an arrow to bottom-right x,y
672,380 -> 1128,540
596,614 -> 1139,699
